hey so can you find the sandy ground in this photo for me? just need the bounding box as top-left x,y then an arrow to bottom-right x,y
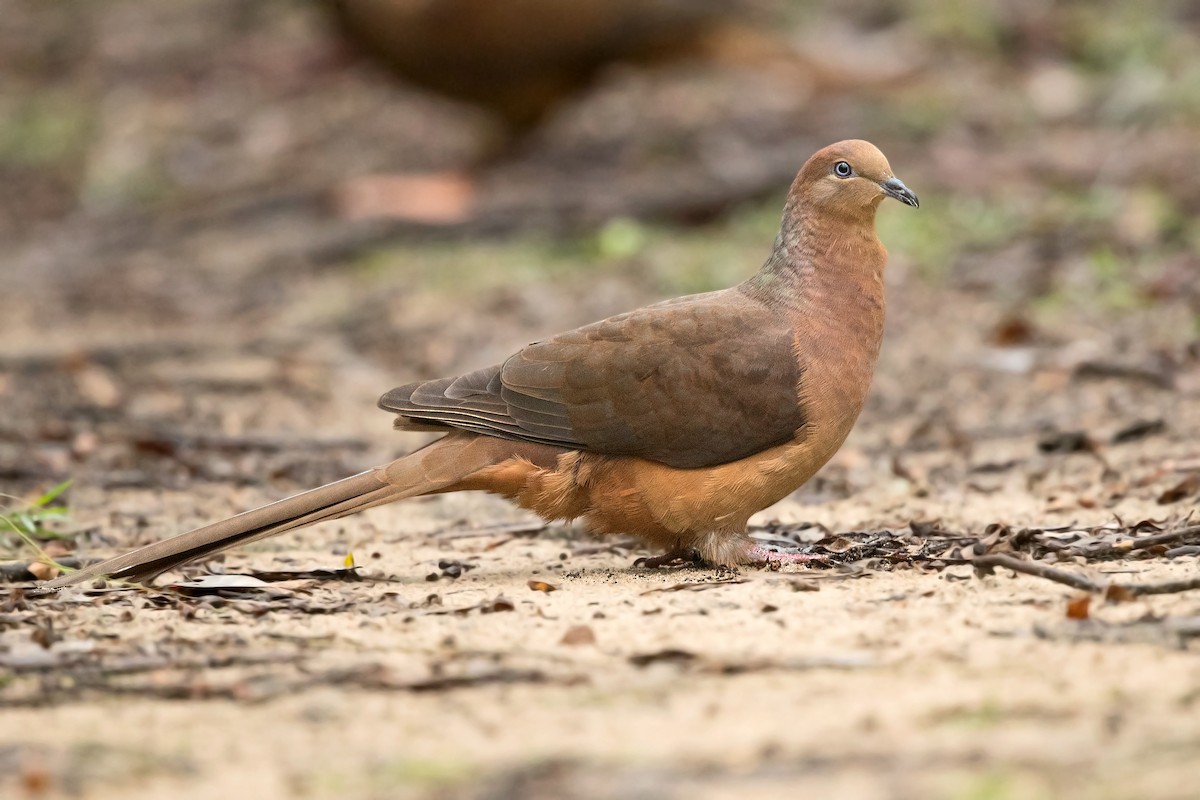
3,522 -> 1199,800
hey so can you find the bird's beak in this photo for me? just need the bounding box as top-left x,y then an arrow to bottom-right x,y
881,177 -> 919,208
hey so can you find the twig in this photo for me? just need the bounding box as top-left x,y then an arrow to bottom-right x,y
972,553 -> 1200,598
1126,577 -> 1200,597
1073,360 -> 1174,389
640,579 -> 749,595
1082,524 -> 1200,559
970,553 -> 1103,592
0,662 -> 566,707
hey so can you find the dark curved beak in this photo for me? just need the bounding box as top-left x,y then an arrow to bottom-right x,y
881,177 -> 919,208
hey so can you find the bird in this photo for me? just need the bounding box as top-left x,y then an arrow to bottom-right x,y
46,140 -> 918,588
321,0 -> 760,137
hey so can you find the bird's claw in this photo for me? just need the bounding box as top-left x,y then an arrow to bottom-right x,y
633,547 -> 708,569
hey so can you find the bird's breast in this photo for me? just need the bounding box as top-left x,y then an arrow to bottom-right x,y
790,270 -> 885,470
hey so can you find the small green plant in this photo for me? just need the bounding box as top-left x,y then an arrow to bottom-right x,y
0,480 -> 77,575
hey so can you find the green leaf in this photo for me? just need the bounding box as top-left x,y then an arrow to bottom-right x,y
32,480 -> 72,508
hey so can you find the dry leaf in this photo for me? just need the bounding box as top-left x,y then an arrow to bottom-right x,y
26,562 -> 59,582
334,172 -> 476,224
20,754 -> 51,796
787,579 -> 821,592
1157,473 -> 1200,505
73,364 -> 123,408
1104,584 -> 1136,603
629,649 -> 697,668
640,579 -> 748,595
820,536 -> 855,554
1111,419 -> 1164,444
437,560 -> 475,579
1066,594 -> 1091,620
560,625 -> 596,646
1038,430 -> 1094,454
990,315 -> 1035,346
484,596 -> 515,613
527,579 -> 558,593
248,567 -> 361,582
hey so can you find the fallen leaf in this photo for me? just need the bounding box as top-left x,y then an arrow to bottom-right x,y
560,625 -> 596,646
1157,473 -> 1200,505
819,536 -> 855,554
72,364 -> 123,408
990,314 -> 1035,346
248,568 -> 361,582
20,754 -> 51,796
640,579 -> 748,595
629,649 -> 697,668
527,579 -> 558,593
437,559 -> 476,579
416,595 -> 520,618
1073,359 -> 1174,389
1066,594 -> 1091,620
1038,430 -> 1094,454
1111,419 -> 1165,444
787,579 -> 821,592
483,596 -> 515,613
334,171 -> 477,224
26,562 -> 59,582
1104,584 -> 1136,603
908,520 -> 947,537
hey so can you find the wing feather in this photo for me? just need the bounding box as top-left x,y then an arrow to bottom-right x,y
378,286 -> 805,468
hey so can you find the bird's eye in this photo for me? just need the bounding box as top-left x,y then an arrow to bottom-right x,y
834,161 -> 853,178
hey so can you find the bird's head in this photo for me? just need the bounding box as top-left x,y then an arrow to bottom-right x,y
792,140 -> 919,221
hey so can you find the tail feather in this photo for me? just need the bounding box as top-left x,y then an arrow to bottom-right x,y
45,432 -> 550,588
46,468 -> 401,587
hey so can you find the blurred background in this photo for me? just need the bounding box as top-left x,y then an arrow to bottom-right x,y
2,0 -> 1198,521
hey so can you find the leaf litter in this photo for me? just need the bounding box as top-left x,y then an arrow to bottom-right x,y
3,504 -> 1194,709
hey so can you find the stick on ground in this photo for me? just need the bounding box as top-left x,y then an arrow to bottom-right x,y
972,552 -> 1200,597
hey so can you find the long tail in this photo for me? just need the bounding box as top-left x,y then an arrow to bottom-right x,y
46,433 -> 557,588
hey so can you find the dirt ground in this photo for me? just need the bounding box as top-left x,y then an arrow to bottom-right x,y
3,2 -> 1200,799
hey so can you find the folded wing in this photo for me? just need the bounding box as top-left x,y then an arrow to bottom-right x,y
378,287 -> 806,469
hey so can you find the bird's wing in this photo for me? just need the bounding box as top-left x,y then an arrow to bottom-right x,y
378,287 -> 806,469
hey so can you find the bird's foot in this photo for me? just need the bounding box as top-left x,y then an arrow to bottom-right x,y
744,544 -> 828,566
633,547 -> 709,569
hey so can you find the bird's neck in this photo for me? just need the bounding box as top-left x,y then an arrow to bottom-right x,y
745,211 -> 887,313
743,209 -> 889,470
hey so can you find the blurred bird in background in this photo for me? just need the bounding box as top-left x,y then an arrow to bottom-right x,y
324,0 -> 754,139
321,0 -> 914,223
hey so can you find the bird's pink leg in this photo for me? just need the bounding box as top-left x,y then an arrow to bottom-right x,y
744,544 -> 828,565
